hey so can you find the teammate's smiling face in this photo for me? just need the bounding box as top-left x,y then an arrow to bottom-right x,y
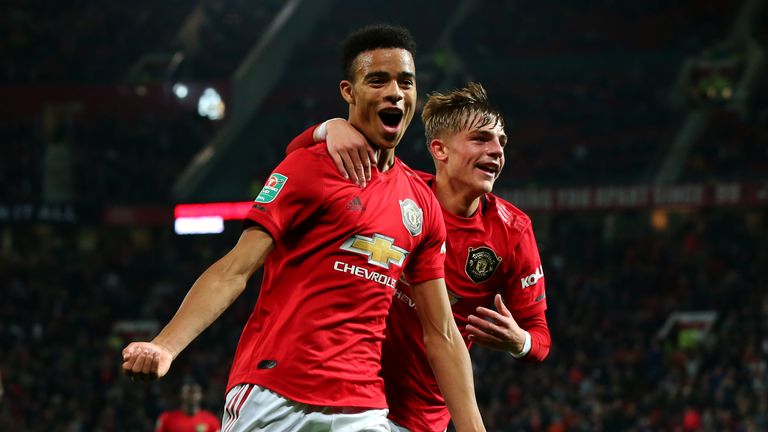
439,113 -> 506,195
340,48 -> 416,151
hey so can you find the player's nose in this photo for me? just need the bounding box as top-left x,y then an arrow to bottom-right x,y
488,137 -> 503,157
383,80 -> 404,103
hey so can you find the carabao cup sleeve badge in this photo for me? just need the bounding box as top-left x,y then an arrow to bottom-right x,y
399,198 -> 423,236
256,173 -> 288,203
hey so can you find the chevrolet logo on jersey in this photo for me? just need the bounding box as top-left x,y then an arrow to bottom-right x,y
340,234 -> 409,269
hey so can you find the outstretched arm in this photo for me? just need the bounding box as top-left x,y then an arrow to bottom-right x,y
122,227 -> 274,379
412,278 -> 486,432
285,119 -> 375,187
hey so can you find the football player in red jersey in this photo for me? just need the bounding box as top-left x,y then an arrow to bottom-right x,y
122,25 -> 485,432
155,382 -> 221,432
287,82 -> 551,431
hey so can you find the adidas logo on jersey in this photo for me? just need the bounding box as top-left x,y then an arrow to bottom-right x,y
346,195 -> 364,211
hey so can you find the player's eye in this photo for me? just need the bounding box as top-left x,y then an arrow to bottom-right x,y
368,77 -> 386,86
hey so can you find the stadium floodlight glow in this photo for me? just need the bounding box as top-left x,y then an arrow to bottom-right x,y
174,202 -> 253,220
173,83 -> 189,99
172,202 -> 253,235
197,87 -> 225,120
174,216 -> 225,235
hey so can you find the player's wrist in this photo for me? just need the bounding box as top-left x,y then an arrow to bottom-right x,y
313,121 -> 328,142
150,338 -> 180,360
313,118 -> 346,143
510,330 -> 531,358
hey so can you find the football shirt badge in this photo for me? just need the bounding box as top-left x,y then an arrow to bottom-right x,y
255,173 -> 287,203
399,198 -> 423,236
465,246 -> 502,283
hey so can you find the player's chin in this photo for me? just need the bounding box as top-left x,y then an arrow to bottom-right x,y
476,178 -> 495,194
373,134 -> 399,150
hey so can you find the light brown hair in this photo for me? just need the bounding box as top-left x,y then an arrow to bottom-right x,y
421,82 -> 504,144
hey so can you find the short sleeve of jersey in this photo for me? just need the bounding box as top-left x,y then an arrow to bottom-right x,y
503,221 -> 547,319
243,149 -> 324,242
403,193 -> 446,285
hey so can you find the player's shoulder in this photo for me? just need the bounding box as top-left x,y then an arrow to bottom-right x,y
277,142 -> 341,186
395,160 -> 442,230
283,142 -> 333,168
157,409 -> 180,423
397,160 -> 433,192
485,193 -> 532,233
412,168 -> 435,184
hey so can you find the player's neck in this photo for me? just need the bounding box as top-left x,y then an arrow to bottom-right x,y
375,148 -> 396,172
434,174 -> 481,218
182,405 -> 199,416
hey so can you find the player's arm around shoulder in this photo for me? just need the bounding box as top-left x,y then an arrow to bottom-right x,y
412,278 -> 486,432
122,227 -> 274,380
286,118 -> 376,187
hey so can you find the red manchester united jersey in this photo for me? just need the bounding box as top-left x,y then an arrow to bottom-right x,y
227,145 -> 446,409
382,172 -> 547,431
155,409 -> 221,432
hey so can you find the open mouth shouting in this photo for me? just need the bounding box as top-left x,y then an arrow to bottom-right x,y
378,107 -> 404,136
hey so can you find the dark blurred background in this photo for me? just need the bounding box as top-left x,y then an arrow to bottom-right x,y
1,0 -> 767,430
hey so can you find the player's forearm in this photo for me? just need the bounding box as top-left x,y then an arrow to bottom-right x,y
526,326 -> 551,362
424,325 -> 485,432
514,311 -> 551,363
153,228 -> 272,358
152,258 -> 249,358
414,279 -> 485,431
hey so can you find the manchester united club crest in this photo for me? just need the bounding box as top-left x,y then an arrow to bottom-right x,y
399,198 -> 423,236
465,246 -> 502,283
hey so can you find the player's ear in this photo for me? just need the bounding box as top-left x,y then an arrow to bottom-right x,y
340,80 -> 355,104
429,138 -> 447,162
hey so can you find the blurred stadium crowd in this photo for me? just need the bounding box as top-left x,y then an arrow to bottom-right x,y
1,0 -> 766,431
2,211 -> 765,431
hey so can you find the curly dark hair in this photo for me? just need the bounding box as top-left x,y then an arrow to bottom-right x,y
341,24 -> 417,80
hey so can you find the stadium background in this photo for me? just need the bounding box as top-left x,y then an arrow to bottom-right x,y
1,0 -> 767,430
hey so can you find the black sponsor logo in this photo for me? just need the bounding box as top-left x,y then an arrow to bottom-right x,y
465,246 -> 501,283
252,204 -> 267,212
346,196 -> 364,211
